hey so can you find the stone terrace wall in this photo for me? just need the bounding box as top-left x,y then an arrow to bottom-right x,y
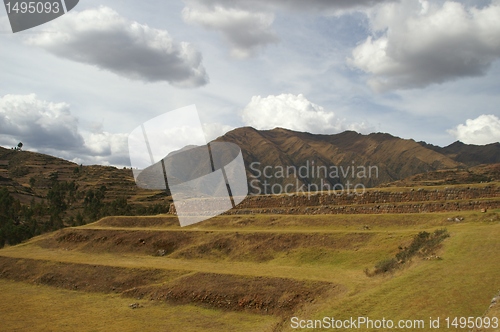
229,199 -> 499,215
238,186 -> 498,209
168,185 -> 499,215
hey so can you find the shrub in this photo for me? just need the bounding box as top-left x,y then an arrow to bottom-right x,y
374,258 -> 398,274
367,229 -> 450,276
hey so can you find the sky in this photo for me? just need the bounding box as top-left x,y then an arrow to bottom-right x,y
1,0 -> 499,166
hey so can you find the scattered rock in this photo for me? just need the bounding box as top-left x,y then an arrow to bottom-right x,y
423,255 -> 442,261
156,249 -> 167,257
129,303 -> 142,309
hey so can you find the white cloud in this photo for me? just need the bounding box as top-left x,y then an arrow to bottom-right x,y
241,93 -> 371,134
26,6 -> 208,88
182,5 -> 278,58
83,130 -> 128,156
448,114 -> 500,145
0,94 -> 131,166
0,14 -> 11,32
349,1 -> 500,91
78,130 -> 130,166
202,122 -> 234,141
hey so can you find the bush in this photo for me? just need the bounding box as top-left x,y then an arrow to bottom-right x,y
374,258 -> 398,274
367,229 -> 450,276
9,166 -> 29,177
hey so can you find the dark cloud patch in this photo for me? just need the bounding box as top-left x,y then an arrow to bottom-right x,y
0,94 -> 84,150
0,94 -> 130,166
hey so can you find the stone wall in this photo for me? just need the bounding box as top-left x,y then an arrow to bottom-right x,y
168,184 -> 499,216
238,186 -> 498,209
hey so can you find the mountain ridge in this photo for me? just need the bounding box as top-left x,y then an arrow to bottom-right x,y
2,127 -> 498,196
217,127 -> 495,193
419,140 -> 500,166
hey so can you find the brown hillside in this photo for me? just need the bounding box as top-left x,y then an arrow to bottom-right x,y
4,128 -> 496,202
385,163 -> 500,187
3,128 -> 497,206
0,146 -> 167,206
420,140 -> 500,166
218,127 -> 463,193
0,145 -> 171,246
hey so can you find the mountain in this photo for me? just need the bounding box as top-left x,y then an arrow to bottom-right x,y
419,140 -> 500,166
217,127 -> 469,193
3,128 -> 497,199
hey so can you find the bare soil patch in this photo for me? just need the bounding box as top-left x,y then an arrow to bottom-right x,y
123,272 -> 337,315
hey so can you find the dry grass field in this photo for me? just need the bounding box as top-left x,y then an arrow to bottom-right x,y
0,196 -> 499,331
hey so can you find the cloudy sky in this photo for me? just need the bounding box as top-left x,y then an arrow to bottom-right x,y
1,0 -> 499,166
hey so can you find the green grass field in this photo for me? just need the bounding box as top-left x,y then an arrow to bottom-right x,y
0,209 -> 499,331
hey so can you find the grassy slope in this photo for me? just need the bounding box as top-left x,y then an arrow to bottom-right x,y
291,221 -> 500,332
0,280 -> 278,332
0,210 -> 499,331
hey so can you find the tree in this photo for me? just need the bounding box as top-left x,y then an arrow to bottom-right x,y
49,171 -> 59,184
13,142 -> 23,151
0,188 -> 33,247
47,181 -> 68,217
83,186 -> 107,221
